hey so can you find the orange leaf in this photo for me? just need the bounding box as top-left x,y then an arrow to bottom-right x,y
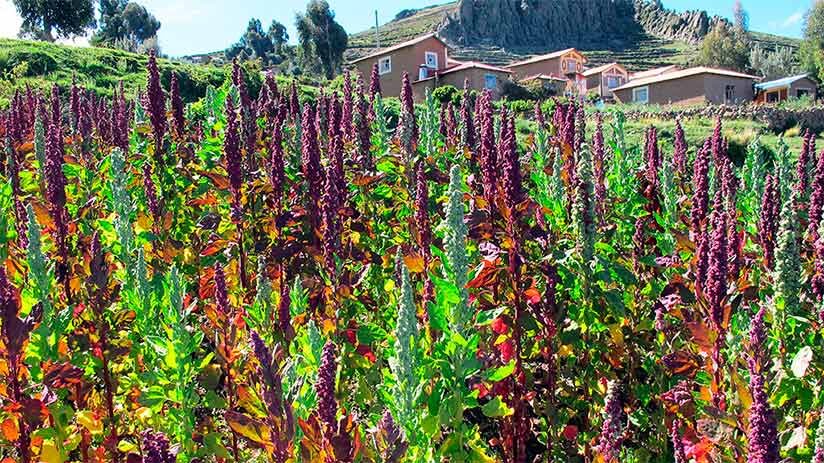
467,259 -> 500,289
660,351 -> 701,376
16,142 -> 34,155
1,418 -> 19,441
199,171 -> 230,189
200,240 -> 228,257
188,194 -> 218,206
236,386 -> 266,419
351,174 -> 385,187
403,254 -> 425,273
685,321 -> 715,353
31,202 -> 55,231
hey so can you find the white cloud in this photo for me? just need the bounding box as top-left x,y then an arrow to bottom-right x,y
781,10 -> 804,28
0,0 -> 23,39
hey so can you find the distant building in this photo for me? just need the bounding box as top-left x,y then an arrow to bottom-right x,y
504,48 -> 588,81
612,66 -> 759,105
413,61 -> 512,101
349,33 -> 516,101
350,33 -> 450,99
755,74 -> 817,103
582,62 -> 629,100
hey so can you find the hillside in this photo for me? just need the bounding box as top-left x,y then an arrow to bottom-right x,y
0,38 -> 229,106
346,0 -> 801,71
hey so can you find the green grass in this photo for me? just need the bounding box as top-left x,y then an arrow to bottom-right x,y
0,38 -> 232,107
0,38 -> 335,110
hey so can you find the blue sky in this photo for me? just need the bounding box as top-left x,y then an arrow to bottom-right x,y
0,0 -> 813,56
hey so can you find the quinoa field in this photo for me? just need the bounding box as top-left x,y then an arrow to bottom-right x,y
1,53 -> 824,463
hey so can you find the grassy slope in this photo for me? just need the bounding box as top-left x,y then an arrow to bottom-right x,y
0,38 -> 229,106
346,2 -> 801,71
0,38 -> 330,109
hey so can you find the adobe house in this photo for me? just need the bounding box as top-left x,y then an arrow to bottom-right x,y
350,33 -> 450,99
413,61 -> 512,101
755,74 -> 818,103
612,67 -> 759,106
582,62 -> 629,100
504,48 -> 588,81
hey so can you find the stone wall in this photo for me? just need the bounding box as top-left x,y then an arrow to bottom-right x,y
619,104 -> 824,133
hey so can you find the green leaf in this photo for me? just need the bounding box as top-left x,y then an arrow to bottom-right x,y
476,307 -> 506,326
139,386 -> 167,408
485,361 -> 516,382
481,396 -> 513,418
428,300 -> 447,332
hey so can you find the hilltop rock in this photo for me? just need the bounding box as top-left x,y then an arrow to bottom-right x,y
438,0 -> 727,49
634,0 -> 727,44
346,0 -> 798,70
440,0 -> 641,49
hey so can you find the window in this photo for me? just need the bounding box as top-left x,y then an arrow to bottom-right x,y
606,75 -> 623,89
378,56 -> 391,75
766,91 -> 779,103
424,51 -> 438,69
484,73 -> 498,90
725,85 -> 735,103
632,86 -> 649,104
797,88 -> 811,99
563,59 -> 577,73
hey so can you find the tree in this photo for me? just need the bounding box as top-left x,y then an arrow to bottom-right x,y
295,0 -> 348,79
801,0 -> 824,80
268,20 -> 289,55
92,0 -> 161,51
733,0 -> 749,35
226,19 -> 290,66
693,22 -> 749,72
12,0 -> 96,41
750,45 -> 798,80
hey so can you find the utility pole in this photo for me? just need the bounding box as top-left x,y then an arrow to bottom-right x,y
375,10 -> 380,49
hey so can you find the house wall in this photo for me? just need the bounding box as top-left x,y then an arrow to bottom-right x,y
439,68 -> 511,100
789,77 -> 818,99
507,57 -> 560,80
614,74 -> 706,105
614,73 -> 755,105
584,67 -> 628,98
585,74 -> 601,95
411,79 -> 437,102
410,68 -> 511,102
506,51 -> 585,80
702,74 -> 755,104
353,36 -> 448,99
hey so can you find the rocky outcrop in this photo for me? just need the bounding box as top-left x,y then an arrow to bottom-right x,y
634,0 -> 727,44
440,0 -> 641,48
437,0 -> 725,49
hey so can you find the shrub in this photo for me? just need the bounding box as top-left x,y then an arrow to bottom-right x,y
501,79 -> 535,101
432,85 -> 460,105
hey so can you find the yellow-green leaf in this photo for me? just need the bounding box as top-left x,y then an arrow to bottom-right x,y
76,410 -> 103,436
